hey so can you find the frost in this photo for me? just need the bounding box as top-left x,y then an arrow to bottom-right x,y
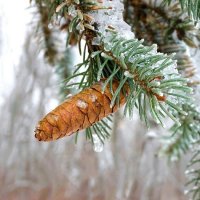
76,99 -> 88,109
146,130 -> 158,138
100,52 -> 112,59
66,94 -> 72,98
93,134 -> 104,152
89,94 -> 97,102
151,44 -> 158,54
185,169 -> 195,175
92,37 -> 101,46
48,23 -> 53,29
89,0 -> 134,44
68,5 -> 77,17
124,71 -> 133,78
53,115 -> 59,121
162,61 -> 178,78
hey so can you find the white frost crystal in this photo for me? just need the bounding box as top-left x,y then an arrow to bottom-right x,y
92,37 -> 101,46
76,100 -> 88,109
53,115 -> 59,121
89,94 -> 97,102
89,0 -> 134,40
68,5 -> 77,17
124,71 -> 133,78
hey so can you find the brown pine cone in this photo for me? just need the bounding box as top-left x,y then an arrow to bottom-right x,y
35,79 -> 129,141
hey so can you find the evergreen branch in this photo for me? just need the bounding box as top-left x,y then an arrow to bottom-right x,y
126,0 -> 200,159
34,0 -> 195,148
99,33 -> 192,126
129,0 -> 200,50
85,116 -> 112,145
125,3 -> 200,197
186,146 -> 200,200
164,0 -> 200,20
31,0 -> 59,65
163,104 -> 200,159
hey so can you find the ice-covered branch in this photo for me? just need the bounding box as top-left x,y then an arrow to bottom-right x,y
35,0 -> 194,144
85,0 -> 193,125
89,0 -> 134,40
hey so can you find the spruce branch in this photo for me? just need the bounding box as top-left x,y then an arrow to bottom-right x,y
31,0 -> 59,65
186,146 -> 200,200
124,2 -> 200,199
35,0 -> 193,144
98,33 -> 192,125
164,0 -> 200,20
163,103 -> 200,159
126,0 -> 200,157
128,1 -> 200,50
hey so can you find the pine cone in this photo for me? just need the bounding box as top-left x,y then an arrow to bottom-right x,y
35,80 -> 128,141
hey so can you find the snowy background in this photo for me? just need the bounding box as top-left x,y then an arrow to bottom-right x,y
0,1 -> 199,200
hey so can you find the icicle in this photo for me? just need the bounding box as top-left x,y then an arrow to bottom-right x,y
92,134 -> 104,152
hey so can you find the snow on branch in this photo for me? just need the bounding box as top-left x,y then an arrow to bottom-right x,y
35,0 -> 194,144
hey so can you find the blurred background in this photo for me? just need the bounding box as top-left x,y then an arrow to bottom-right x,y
0,0 -> 199,200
